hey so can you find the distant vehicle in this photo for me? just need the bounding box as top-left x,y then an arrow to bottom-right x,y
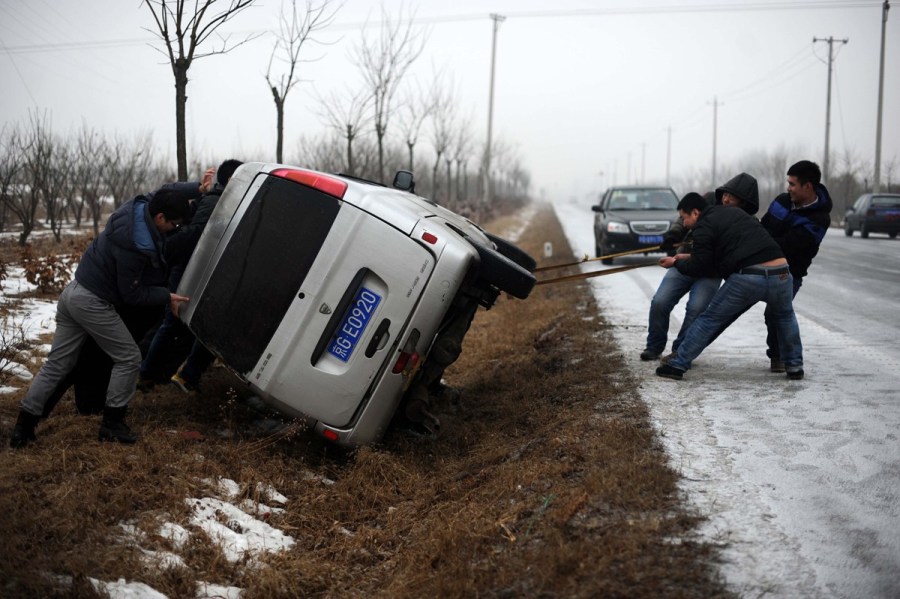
844,193 -> 900,238
177,163 -> 536,446
591,185 -> 680,264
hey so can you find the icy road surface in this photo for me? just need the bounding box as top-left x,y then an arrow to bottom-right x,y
554,200 -> 900,599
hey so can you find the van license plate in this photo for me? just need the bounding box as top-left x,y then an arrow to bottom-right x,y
328,286 -> 382,362
639,235 -> 663,244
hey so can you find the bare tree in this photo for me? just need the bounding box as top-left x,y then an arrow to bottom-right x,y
71,125 -> 108,233
8,112 -> 53,245
452,115 -> 473,207
103,132 -> 156,225
318,86 -> 372,175
267,0 -> 341,163
41,137 -> 74,242
352,3 -> 426,183
143,0 -> 258,180
0,125 -> 23,232
396,79 -> 434,172
427,82 -> 456,201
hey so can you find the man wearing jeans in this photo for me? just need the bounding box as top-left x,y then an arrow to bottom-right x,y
655,193 -> 803,381
641,173 -> 759,363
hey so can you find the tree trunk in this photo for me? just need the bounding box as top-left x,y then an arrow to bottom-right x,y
346,125 -> 354,175
174,62 -> 189,181
407,142 -> 414,172
376,123 -> 385,184
272,88 -> 285,163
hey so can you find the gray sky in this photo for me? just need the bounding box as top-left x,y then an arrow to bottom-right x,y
1,0 -> 897,201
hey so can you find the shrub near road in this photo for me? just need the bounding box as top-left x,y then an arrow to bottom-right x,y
0,205 -> 731,598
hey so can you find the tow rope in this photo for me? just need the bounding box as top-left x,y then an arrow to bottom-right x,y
533,245 -> 662,272
535,261 -> 658,286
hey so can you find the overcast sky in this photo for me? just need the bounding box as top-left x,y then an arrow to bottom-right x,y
1,0 -> 897,201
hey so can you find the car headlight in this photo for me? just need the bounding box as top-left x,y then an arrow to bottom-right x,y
606,221 -> 630,234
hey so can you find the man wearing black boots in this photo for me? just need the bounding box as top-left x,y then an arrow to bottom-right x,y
9,184 -> 195,448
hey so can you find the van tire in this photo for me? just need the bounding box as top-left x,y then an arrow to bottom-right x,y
472,243 -> 536,299
485,232 -> 537,272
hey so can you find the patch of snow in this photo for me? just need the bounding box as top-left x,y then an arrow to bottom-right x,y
89,578 -> 168,599
196,582 -> 243,599
186,496 -> 295,563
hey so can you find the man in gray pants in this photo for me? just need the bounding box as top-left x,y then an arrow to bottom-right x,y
10,185 -> 197,447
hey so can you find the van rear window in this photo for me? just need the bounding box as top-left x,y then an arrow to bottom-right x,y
192,175 -> 341,373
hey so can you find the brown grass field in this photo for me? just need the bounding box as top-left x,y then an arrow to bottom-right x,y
0,205 -> 733,598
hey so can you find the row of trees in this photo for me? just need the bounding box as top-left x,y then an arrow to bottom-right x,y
1,0 -> 534,245
0,114 -> 174,245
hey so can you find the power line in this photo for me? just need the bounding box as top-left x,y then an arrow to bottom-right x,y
0,0 -> 881,55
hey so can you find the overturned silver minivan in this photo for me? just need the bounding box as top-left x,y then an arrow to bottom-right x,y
177,163 -> 535,446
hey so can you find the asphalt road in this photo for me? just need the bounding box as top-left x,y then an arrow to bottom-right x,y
554,202 -> 900,599
796,232 -> 900,347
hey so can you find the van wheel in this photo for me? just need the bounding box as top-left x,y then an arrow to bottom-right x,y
844,222 -> 853,237
890,232 -> 897,239
861,224 -> 869,238
472,243 -> 536,299
485,232 -> 537,272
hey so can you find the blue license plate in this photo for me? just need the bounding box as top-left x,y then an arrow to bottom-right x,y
327,286 -> 382,362
639,235 -> 664,244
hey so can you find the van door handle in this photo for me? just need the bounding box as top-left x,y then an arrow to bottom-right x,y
365,319 -> 391,358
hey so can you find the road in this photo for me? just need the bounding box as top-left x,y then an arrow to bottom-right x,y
553,201 -> 900,599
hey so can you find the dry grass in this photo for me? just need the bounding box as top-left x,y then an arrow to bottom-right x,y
0,205 -> 732,598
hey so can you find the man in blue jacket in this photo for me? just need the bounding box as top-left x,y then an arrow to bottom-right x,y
759,160 -> 831,372
10,186 -> 194,447
655,193 -> 803,381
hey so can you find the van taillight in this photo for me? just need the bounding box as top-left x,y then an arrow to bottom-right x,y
322,429 -> 339,442
393,329 -> 421,375
270,168 -> 348,199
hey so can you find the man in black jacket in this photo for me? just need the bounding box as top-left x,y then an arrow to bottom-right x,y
140,159 -> 243,392
10,188 -> 193,447
642,173 -> 759,363
759,160 -> 831,372
655,193 -> 803,381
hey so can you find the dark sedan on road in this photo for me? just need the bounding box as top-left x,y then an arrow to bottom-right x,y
591,185 -> 679,264
844,193 -> 900,238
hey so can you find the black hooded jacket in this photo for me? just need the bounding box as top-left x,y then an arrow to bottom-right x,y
715,172 -> 760,215
760,183 -> 832,281
675,205 -> 784,280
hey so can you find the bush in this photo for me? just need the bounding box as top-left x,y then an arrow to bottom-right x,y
19,245 -> 77,294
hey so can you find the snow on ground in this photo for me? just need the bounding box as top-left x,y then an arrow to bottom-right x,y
554,200 -> 900,599
0,265 -> 298,597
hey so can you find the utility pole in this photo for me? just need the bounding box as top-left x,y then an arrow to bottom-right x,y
813,35 -> 849,185
874,0 -> 890,192
483,13 -> 505,207
709,96 -> 722,189
641,142 -> 646,184
665,125 -> 672,187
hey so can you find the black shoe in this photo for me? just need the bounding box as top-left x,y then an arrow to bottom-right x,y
786,369 -> 804,381
770,358 -> 786,373
640,349 -> 661,361
656,364 -> 685,380
99,407 -> 138,444
10,410 -> 40,448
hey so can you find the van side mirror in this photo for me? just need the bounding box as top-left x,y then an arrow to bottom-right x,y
393,170 -> 415,193
591,205 -> 603,213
